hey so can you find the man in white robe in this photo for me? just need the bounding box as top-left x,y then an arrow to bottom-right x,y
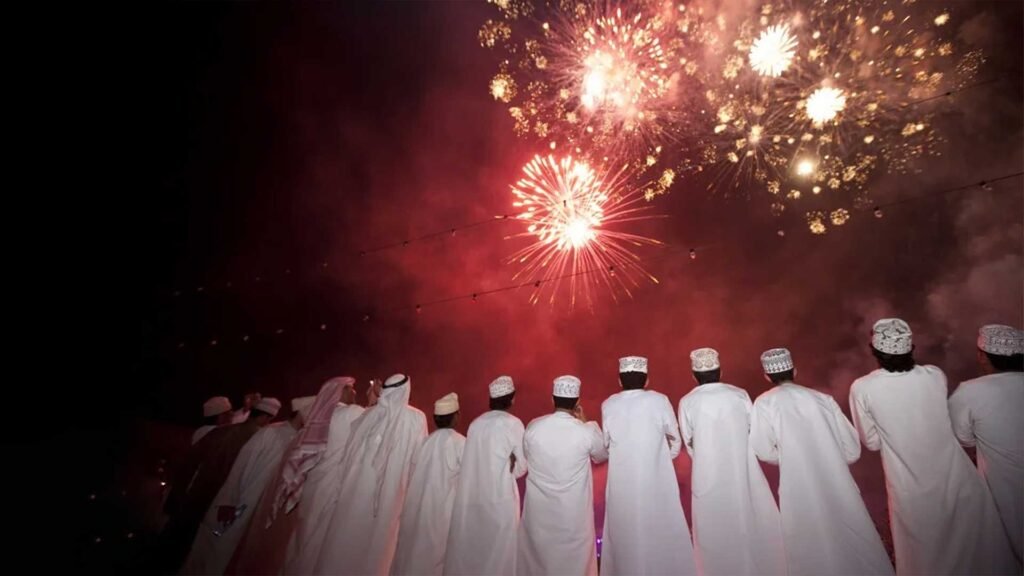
751,348 -> 893,576
517,375 -> 607,576
193,396 -> 234,445
314,374 -> 427,576
678,348 -> 785,576
281,378 -> 364,574
391,393 -> 466,576
227,377 -> 347,576
600,356 -> 697,576
949,324 -> 1024,563
445,376 -> 527,576
851,319 -> 1017,575
180,396 -> 310,575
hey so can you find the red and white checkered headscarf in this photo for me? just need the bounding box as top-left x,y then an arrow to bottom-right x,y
266,376 -> 350,525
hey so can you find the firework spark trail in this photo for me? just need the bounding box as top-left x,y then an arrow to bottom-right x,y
507,154 -> 661,307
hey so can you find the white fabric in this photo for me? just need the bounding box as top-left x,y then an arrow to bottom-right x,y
751,382 -> 893,576
678,383 -> 785,576
192,424 -> 216,445
313,384 -> 428,576
181,422 -> 298,575
851,365 -> 1019,575
254,397 -> 281,417
552,375 -> 582,398
391,428 -> 467,576
204,396 -> 232,417
489,375 -> 515,398
282,402 -> 365,575
690,348 -> 720,372
871,318 -> 912,354
760,348 -> 793,374
950,371 -> 1024,562
601,389 -> 696,576
231,408 -> 250,424
618,356 -> 648,373
978,324 -> 1024,356
445,410 -> 527,576
434,393 -> 459,416
517,412 -> 608,576
291,396 -> 315,418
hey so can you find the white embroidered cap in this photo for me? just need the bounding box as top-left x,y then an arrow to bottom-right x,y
760,348 -> 794,374
618,356 -> 648,374
690,348 -> 720,372
291,396 -> 316,420
254,397 -> 282,417
872,318 -> 913,355
978,324 -> 1024,356
203,396 -> 232,417
489,375 -> 515,398
553,375 -> 582,398
434,392 -> 459,416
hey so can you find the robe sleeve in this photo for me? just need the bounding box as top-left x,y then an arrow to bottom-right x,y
661,396 -> 682,460
677,398 -> 695,458
407,437 -> 424,480
948,388 -> 977,448
827,396 -> 861,464
742,393 -> 754,433
601,404 -> 612,449
510,419 -> 528,479
749,400 -> 779,464
586,421 -> 609,464
849,384 -> 881,452
445,436 -> 464,473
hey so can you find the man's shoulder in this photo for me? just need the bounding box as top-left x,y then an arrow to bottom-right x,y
753,385 -> 782,406
850,370 -> 885,396
404,404 -> 427,421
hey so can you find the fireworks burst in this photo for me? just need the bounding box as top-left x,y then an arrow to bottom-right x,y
686,0 -> 983,232
749,24 -> 798,77
481,0 -> 986,242
804,86 -> 846,125
480,0 -> 706,163
508,154 -> 661,307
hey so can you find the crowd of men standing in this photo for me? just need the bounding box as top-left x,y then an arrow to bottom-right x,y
158,319 -> 1023,576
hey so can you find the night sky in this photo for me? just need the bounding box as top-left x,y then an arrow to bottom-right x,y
36,0 -> 1022,567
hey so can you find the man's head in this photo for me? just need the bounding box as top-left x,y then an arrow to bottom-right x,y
290,396 -> 316,429
618,356 -> 648,390
977,324 -> 1024,374
242,392 -> 262,411
433,392 -> 460,429
203,396 -> 233,426
761,348 -> 796,385
488,376 -> 516,411
870,318 -> 915,373
249,397 -> 281,426
690,348 -> 721,386
553,375 -> 581,411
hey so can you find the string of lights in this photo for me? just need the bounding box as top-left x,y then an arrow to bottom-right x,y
164,72 -> 1017,300
163,170 -> 1022,353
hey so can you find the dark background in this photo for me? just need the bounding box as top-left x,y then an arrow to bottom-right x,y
16,0 -> 1021,571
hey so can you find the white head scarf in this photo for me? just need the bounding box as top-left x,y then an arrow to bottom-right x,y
344,373 -> 413,516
